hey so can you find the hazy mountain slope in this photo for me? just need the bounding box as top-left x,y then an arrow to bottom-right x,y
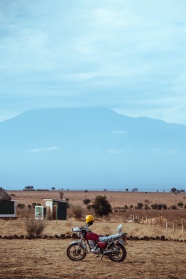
0,108 -> 186,190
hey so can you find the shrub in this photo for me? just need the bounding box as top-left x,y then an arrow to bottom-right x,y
83,199 -> 91,205
135,203 -> 143,209
170,187 -> 177,193
25,218 -> 45,236
17,203 -> 25,209
151,204 -> 158,209
170,205 -> 177,210
151,203 -> 167,210
91,195 -> 112,217
177,202 -> 184,208
157,204 -> 162,210
71,205 -> 83,219
162,204 -> 167,210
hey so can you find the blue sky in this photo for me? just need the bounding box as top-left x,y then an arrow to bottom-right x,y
1,0 -> 186,124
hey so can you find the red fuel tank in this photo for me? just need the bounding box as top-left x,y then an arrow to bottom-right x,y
86,232 -> 99,242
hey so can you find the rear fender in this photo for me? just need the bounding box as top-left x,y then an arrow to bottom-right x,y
116,239 -> 125,246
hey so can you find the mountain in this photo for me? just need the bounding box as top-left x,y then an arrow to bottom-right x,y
0,107 -> 186,191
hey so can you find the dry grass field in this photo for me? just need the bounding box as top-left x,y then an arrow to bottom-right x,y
7,189 -> 186,226
0,190 -> 186,278
7,190 -> 186,209
0,238 -> 186,279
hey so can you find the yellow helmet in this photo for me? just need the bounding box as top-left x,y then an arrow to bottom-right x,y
86,215 -> 94,224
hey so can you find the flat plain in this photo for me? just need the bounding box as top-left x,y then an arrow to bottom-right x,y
0,190 -> 186,279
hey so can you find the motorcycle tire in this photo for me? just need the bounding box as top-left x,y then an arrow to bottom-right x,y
67,243 -> 86,261
107,243 -> 127,262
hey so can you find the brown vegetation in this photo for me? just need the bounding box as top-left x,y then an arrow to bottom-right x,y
7,189 -> 186,207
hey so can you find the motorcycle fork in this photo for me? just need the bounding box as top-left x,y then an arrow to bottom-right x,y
77,237 -> 88,252
85,238 -> 92,252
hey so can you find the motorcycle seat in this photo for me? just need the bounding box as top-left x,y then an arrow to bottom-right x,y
98,233 -> 120,242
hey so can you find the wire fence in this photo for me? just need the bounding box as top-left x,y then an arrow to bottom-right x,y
127,215 -> 185,234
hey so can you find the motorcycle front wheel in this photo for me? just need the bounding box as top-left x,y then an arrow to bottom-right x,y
108,243 -> 127,262
67,243 -> 86,261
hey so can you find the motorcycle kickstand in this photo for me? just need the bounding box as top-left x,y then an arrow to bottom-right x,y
100,253 -> 103,261
95,253 -> 103,260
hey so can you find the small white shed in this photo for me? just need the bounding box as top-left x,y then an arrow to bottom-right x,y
35,199 -> 67,220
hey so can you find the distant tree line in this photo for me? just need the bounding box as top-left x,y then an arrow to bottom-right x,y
23,186 -> 35,191
170,187 -> 185,193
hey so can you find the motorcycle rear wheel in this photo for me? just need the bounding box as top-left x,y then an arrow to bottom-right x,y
108,243 -> 127,262
67,243 -> 86,261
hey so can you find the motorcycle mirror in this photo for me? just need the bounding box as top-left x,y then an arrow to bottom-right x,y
117,224 -> 123,234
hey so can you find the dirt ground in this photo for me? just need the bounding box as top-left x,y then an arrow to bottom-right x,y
0,190 -> 186,278
0,238 -> 186,279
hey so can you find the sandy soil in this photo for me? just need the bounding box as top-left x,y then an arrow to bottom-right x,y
0,190 -> 186,278
0,238 -> 185,279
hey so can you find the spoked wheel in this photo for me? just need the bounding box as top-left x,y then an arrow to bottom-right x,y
108,243 -> 127,262
67,243 -> 86,261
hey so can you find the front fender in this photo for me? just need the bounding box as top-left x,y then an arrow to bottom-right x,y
70,240 -> 80,245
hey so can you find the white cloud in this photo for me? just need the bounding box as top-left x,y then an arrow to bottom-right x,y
107,148 -> 124,154
111,130 -> 128,135
29,146 -> 59,153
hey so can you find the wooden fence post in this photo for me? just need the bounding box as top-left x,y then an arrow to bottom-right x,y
141,217 -> 185,235
173,222 -> 175,232
165,219 -> 168,231
182,221 -> 184,234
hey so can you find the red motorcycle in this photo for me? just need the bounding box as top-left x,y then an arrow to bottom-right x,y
66,224 -> 127,262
